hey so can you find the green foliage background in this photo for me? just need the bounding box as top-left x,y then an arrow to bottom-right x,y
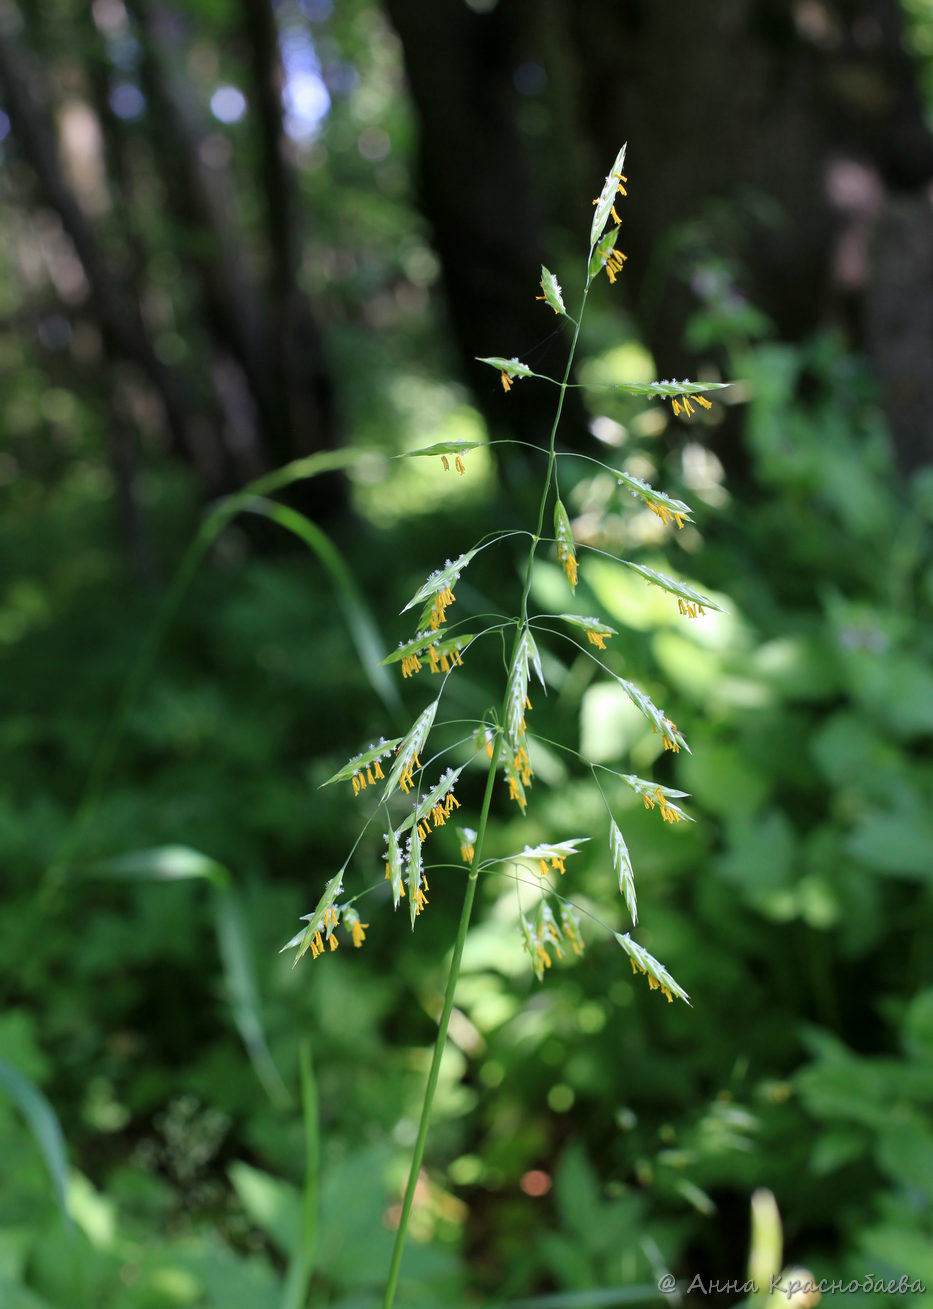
1,1 -> 933,1306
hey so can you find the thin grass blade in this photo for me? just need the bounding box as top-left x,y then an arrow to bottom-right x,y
280,1041 -> 320,1309
0,1057 -> 72,1229
213,886 -> 291,1107
241,497 -> 401,716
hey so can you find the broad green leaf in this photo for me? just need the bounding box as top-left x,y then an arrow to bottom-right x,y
622,562 -> 725,613
322,737 -> 401,786
228,1162 -> 301,1256
846,811 -> 933,880
610,820 -> 637,924
538,265 -> 567,316
590,143 -> 627,245
0,1057 -> 71,1227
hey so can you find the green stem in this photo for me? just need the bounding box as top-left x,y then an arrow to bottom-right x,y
384,277 -> 594,1308
382,732 -> 503,1309
281,1040 -> 320,1309
519,280 -> 591,623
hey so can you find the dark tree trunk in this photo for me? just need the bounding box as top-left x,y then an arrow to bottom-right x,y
0,0 -> 347,516
384,0 -> 933,476
383,0 -> 592,485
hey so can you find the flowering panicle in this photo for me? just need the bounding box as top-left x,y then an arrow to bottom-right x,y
657,717 -> 682,752
383,700 -> 438,799
503,629 -> 544,811
400,765 -> 462,828
384,826 -> 404,907
671,392 -> 712,419
622,774 -> 693,826
616,472 -> 694,530
399,752 -> 421,794
522,906 -> 561,980
622,561 -> 723,620
458,827 -> 476,865
405,825 -> 429,924
322,738 -> 400,796
536,265 -> 567,317
307,904 -> 341,959
610,818 -> 637,925
340,905 -> 369,949
414,785 -> 461,843
644,785 -> 687,824
288,146 -> 707,1030
522,902 -> 586,981
473,725 -> 496,759
603,246 -> 627,284
560,903 -> 585,957
476,355 -> 533,393
402,551 -> 477,630
504,762 -> 529,812
648,501 -> 688,529
616,932 -> 690,1005
428,586 -> 455,630
590,143 -> 627,245
387,629 -> 471,680
503,698 -> 533,811
515,838 -> 589,880
554,498 -> 578,591
400,639 -> 464,679
351,757 -> 385,795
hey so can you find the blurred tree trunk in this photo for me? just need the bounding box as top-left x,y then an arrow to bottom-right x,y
0,0 -> 345,517
385,0 -> 933,475
383,0 -> 592,484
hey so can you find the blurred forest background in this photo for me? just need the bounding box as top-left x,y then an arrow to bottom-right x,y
2,0 -> 933,1305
